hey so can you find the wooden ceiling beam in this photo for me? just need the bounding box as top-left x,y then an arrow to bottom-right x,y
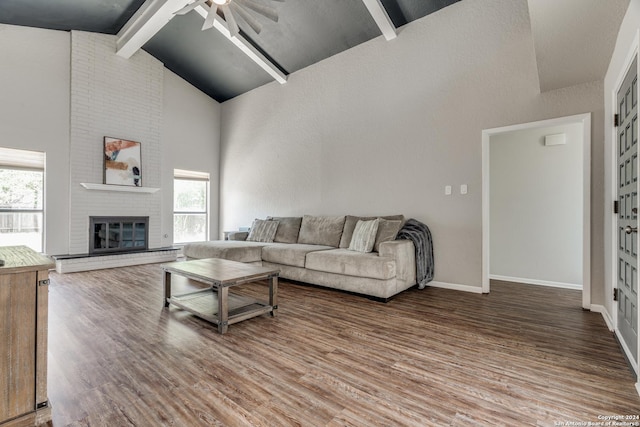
361,0 -> 396,41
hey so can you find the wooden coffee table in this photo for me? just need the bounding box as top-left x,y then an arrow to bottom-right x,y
162,258 -> 279,334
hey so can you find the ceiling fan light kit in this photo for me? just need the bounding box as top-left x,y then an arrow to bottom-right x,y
175,0 -> 282,37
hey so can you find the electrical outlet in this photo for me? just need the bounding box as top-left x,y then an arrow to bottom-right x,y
460,184 -> 468,195
445,185 -> 452,195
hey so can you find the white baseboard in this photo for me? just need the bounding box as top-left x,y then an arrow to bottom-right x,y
429,281 -> 483,294
489,274 -> 582,290
615,329 -> 639,376
590,304 -> 614,331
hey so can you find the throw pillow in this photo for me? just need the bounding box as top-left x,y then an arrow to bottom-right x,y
373,219 -> 403,252
339,215 -> 375,248
246,219 -> 279,243
339,214 -> 405,248
267,216 -> 303,243
348,219 -> 380,253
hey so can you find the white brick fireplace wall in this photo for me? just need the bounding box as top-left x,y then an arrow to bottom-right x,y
69,31 -> 163,254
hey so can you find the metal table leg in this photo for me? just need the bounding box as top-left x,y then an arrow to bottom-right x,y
270,275 -> 278,317
163,270 -> 171,308
218,286 -> 229,334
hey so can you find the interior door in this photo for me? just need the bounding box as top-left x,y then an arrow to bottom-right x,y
617,56 -> 638,363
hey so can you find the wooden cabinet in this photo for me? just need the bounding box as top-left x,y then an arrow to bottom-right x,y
0,246 -> 53,426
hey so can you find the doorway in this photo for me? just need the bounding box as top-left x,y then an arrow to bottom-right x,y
481,114 -> 592,308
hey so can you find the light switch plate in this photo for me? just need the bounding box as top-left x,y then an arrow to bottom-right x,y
445,185 -> 452,195
460,184 -> 468,195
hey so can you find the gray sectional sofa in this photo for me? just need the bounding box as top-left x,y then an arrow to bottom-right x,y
183,215 -> 418,300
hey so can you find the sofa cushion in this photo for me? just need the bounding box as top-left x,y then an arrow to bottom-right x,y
348,219 -> 379,253
267,216 -> 303,243
183,241 -> 268,263
374,219 -> 403,252
262,243 -> 334,268
305,249 -> 396,280
297,215 -> 346,247
339,214 -> 405,248
247,219 -> 279,243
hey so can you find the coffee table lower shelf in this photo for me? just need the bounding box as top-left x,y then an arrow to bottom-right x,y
167,288 -> 274,327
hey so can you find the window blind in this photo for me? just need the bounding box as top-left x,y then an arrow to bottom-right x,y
174,169 -> 209,181
0,147 -> 45,169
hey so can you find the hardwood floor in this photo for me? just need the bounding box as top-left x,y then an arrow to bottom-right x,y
45,265 -> 640,426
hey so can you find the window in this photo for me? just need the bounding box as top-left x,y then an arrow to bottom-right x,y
0,147 -> 45,252
173,169 -> 209,244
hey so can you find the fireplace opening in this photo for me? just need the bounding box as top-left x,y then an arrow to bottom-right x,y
89,216 -> 149,255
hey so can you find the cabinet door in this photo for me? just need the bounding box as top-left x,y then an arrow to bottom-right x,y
0,272 -> 36,421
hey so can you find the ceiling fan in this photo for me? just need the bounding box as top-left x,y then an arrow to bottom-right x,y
174,0 -> 283,37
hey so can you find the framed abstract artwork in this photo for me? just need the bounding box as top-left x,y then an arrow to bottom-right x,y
103,137 -> 142,187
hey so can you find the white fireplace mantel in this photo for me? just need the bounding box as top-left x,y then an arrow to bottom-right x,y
80,183 -> 160,193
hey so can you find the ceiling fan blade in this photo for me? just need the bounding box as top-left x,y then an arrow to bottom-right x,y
236,0 -> 278,22
174,0 -> 206,15
231,3 -> 263,34
201,5 -> 218,30
221,5 -> 240,37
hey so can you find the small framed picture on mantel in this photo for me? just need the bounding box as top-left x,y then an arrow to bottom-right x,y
103,136 -> 142,187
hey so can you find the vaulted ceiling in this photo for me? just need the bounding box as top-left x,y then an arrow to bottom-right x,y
527,0 -> 629,92
0,0 -> 461,102
0,0 -> 630,102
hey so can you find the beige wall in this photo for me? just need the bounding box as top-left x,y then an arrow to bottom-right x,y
162,70 -> 221,242
0,25 -> 71,255
220,0 -> 605,293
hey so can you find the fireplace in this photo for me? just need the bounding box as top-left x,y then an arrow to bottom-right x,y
89,216 -> 149,255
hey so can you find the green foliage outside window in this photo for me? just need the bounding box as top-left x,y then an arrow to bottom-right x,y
0,169 -> 43,209
174,178 -> 208,243
0,168 -> 44,251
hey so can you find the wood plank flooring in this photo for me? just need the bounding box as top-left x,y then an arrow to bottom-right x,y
45,265 -> 640,426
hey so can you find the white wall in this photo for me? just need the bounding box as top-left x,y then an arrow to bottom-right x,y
220,0 -> 605,294
0,25 -> 70,255
69,31 -> 164,254
604,0 -> 640,320
162,70 -> 221,242
490,123 -> 583,287
0,24 -> 221,255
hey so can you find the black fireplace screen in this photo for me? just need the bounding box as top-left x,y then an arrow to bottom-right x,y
89,216 -> 148,254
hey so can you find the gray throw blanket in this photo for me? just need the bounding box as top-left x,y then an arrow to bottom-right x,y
396,218 -> 434,289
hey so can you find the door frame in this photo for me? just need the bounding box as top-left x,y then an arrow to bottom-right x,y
481,113 -> 592,309
609,31 -> 640,376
